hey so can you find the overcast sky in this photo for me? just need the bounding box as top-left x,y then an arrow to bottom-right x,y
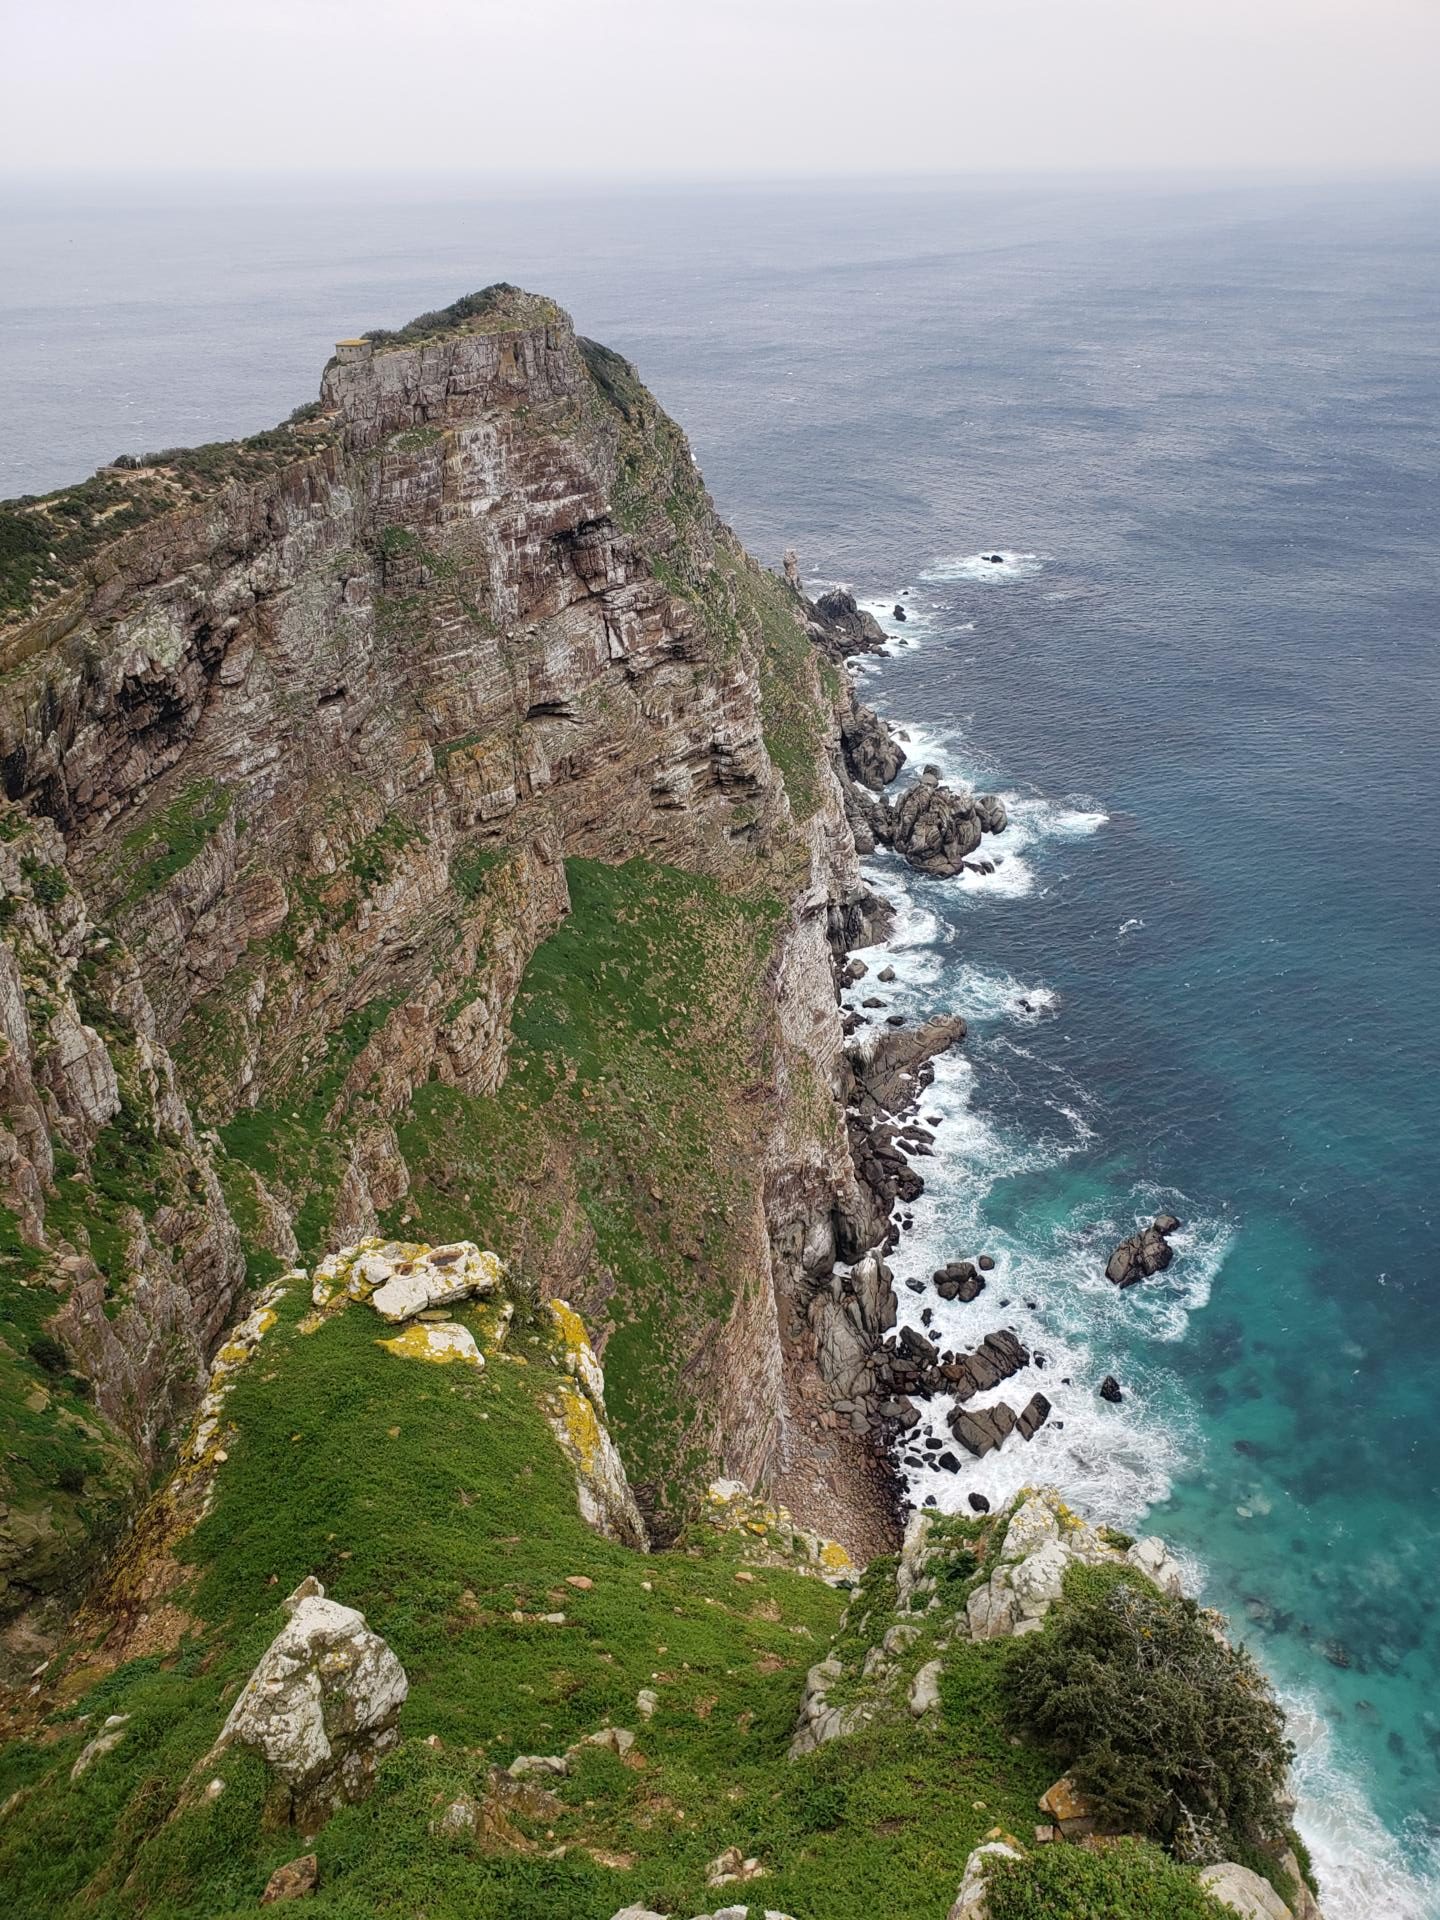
6,0 -> 1439,178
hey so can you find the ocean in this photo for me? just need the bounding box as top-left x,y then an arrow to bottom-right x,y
3,171 -> 1437,1917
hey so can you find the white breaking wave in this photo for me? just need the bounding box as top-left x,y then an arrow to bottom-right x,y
855,584 -> 1437,1920
1284,1695 -> 1440,1920
921,549 -> 1045,584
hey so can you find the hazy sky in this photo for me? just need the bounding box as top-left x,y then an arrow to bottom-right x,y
6,0 -> 1439,178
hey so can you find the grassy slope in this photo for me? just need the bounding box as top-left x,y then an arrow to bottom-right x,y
0,1280 -> 1232,1920
386,856 -> 783,1533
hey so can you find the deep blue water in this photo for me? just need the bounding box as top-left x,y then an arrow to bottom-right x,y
3,173 -> 1438,1916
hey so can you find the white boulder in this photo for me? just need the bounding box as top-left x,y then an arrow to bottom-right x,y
217,1576 -> 407,1824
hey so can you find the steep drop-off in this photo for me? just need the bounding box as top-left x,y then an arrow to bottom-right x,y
0,288 -> 904,1656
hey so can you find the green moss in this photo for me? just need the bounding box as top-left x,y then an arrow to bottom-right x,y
109,780 -> 232,909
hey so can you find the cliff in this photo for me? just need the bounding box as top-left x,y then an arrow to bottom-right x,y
0,288 -> 896,1659
0,291 -> 1322,1920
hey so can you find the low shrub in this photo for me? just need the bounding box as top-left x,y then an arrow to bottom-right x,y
1003,1579 -> 1293,1860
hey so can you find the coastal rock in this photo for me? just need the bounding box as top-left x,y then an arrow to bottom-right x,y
1105,1216 -> 1182,1287
1099,1374 -> 1123,1402
810,588 -> 888,657
840,703 -> 906,791
934,1260 -> 984,1302
216,1576 -> 408,1826
887,771 -> 1007,877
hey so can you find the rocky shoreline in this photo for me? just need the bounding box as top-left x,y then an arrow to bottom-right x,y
796,573 -> 1181,1522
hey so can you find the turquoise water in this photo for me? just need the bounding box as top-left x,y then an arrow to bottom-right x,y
4,172 -> 1437,1915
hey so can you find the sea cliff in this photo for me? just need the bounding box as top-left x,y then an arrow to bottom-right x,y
0,290 -> 1321,1919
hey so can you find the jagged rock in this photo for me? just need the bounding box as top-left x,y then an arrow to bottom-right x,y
1124,1534 -> 1185,1598
888,771 -> 1007,877
1015,1391 -> 1051,1440
948,1838 -> 1024,1920
1099,1374 -> 1123,1402
810,588 -> 888,657
261,1854 -> 319,1903
1105,1217 -> 1182,1287
1199,1862 -> 1294,1919
950,1402 -> 1018,1458
216,1577 -> 407,1825
848,1012 -> 966,1119
841,703 -> 906,791
542,1301 -> 648,1551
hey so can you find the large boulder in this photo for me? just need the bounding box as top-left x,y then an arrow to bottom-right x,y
217,1577 -> 407,1825
810,587 -> 888,657
1199,1862 -> 1294,1920
889,771 -> 1007,877
1105,1217 -> 1182,1288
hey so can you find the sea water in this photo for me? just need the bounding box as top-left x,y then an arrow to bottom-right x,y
3,171 -> 1437,1916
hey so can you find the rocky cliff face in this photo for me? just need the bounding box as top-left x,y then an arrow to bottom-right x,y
0,287 -> 898,1654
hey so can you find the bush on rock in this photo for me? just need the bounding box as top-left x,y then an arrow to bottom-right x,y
1003,1579 -> 1293,1860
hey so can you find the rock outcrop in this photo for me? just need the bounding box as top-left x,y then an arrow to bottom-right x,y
886,769 -> 1008,877
216,1575 -> 408,1827
1106,1214 -> 1182,1287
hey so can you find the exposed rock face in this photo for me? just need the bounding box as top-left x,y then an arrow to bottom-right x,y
0,287 -> 908,1619
1199,1862 -> 1295,1920
216,1575 -> 408,1827
544,1300 -> 649,1552
1105,1214 -> 1182,1287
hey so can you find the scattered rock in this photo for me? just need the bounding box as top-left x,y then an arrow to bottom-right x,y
1099,1375 -> 1123,1403
636,1688 -> 658,1719
968,1492 -> 990,1514
508,1753 -> 569,1780
1038,1774 -> 1103,1839
977,1254 -> 995,1272
1015,1391 -> 1051,1440
261,1854 -> 319,1903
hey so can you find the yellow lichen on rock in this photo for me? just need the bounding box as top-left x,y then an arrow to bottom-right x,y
540,1298 -> 647,1552
377,1322 -> 485,1368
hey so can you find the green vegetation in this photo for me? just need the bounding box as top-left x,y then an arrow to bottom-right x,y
0,423 -> 333,623
1004,1573 -> 1294,1861
219,999 -> 396,1264
107,780 -> 232,910
390,856 -> 782,1534
983,1838 -> 1231,1920
363,285 -> 560,351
